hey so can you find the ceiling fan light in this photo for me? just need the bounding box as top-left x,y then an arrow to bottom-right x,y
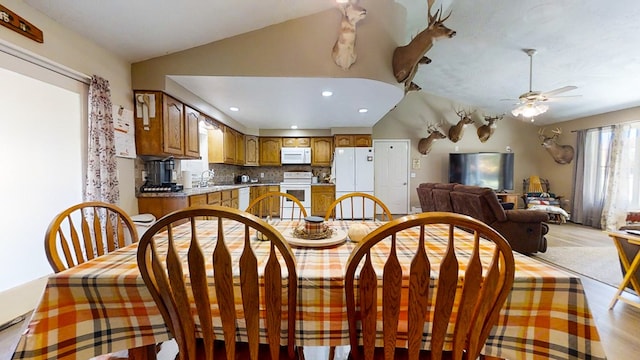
512,102 -> 548,118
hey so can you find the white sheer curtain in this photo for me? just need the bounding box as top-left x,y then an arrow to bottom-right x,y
601,122 -> 640,230
573,122 -> 640,229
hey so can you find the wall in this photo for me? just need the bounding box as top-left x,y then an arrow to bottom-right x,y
0,0 -> 133,323
374,92 -> 544,209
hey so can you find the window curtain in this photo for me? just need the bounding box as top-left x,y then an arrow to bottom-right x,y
84,75 -> 119,203
571,126 -> 613,228
601,123 -> 640,230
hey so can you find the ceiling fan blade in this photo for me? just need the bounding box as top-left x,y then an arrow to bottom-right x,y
542,85 -> 577,97
545,94 -> 582,102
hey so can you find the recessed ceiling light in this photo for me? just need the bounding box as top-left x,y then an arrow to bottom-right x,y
322,90 -> 333,97
229,106 -> 239,112
358,108 -> 368,113
290,125 -> 298,129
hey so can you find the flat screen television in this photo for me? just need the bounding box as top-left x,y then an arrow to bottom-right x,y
448,152 -> 514,191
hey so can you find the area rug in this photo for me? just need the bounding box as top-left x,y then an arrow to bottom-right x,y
531,246 -> 623,287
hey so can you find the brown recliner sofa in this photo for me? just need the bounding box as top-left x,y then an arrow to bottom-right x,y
417,183 -> 549,254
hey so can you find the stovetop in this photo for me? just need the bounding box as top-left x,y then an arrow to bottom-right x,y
281,171 -> 313,184
140,183 -> 184,193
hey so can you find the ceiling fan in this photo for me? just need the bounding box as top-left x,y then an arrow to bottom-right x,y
510,48 -> 578,118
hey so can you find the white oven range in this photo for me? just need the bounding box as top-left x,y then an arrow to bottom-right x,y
279,171 -> 312,218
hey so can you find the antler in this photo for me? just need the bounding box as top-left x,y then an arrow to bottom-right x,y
552,128 -> 562,135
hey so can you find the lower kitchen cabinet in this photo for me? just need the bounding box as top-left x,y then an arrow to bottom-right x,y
138,196 -> 188,221
311,185 -> 335,217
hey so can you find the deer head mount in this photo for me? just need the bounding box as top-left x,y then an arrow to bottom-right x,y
331,0 -> 367,70
477,114 -> 503,143
418,123 -> 446,155
538,127 -> 575,164
392,0 -> 456,93
448,109 -> 475,143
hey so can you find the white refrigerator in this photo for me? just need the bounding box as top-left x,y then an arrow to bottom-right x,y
333,147 -> 375,219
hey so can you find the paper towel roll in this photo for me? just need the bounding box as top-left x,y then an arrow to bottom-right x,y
182,170 -> 192,189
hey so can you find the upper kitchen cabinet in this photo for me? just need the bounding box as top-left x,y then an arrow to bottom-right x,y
208,122 -> 243,165
223,126 -> 237,164
245,135 -> 259,166
259,137 -> 282,166
311,137 -> 333,166
134,90 -> 199,159
184,105 -> 201,158
333,134 -> 372,147
282,137 -> 310,147
236,132 -> 245,165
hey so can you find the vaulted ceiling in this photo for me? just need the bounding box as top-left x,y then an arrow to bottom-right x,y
25,0 -> 640,128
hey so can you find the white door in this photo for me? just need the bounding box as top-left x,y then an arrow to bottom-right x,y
374,140 -> 409,215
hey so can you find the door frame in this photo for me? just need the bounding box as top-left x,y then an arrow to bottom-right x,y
373,139 -> 411,215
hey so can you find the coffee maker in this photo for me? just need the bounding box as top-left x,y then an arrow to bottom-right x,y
140,157 -> 183,192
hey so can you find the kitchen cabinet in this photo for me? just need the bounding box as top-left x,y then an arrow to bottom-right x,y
245,135 -> 259,166
184,105 -> 201,158
220,189 -> 239,208
138,196 -> 188,221
311,185 -> 335,217
248,185 -> 280,217
236,133 -> 245,165
223,126 -> 237,164
208,122 -> 243,165
311,137 -> 333,166
282,137 -> 310,147
207,192 -> 222,206
259,137 -> 282,166
334,134 -> 372,147
134,90 -> 199,158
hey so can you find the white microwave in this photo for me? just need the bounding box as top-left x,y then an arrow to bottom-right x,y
281,147 -> 311,164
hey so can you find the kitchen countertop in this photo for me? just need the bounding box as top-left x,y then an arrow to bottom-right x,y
137,182 -> 280,198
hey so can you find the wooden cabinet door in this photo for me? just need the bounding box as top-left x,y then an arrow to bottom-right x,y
311,186 -> 335,217
245,135 -> 259,166
134,90 -> 163,156
207,191 -> 222,206
207,125 -> 224,163
231,189 -> 239,209
221,190 -> 232,207
333,135 -> 353,147
282,137 -> 310,147
163,94 -> 185,155
236,133 -> 245,165
138,197 -> 188,221
354,134 -> 372,147
223,126 -> 237,164
259,137 -> 282,165
311,137 -> 333,166
266,185 -> 280,218
184,105 -> 201,158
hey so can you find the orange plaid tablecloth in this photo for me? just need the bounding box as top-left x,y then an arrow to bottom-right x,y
12,220 -> 606,360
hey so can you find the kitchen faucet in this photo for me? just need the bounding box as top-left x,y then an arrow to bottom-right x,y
200,169 -> 215,187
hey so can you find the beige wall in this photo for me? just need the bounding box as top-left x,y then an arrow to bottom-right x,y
0,0 -> 135,214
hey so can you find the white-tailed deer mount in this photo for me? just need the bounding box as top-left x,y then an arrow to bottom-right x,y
448,109 -> 475,143
331,0 -> 367,70
392,0 -> 455,92
418,123 -> 446,155
477,114 -> 503,143
538,127 -> 575,164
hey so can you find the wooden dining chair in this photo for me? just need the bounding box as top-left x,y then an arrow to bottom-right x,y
137,206 -> 300,360
45,201 -> 138,273
324,192 -> 393,221
245,191 -> 308,220
344,211 -> 515,360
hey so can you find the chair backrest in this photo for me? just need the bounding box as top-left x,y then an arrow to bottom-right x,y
345,212 -> 515,360
45,201 -> 138,273
137,206 -> 297,360
245,191 -> 308,220
324,192 -> 393,221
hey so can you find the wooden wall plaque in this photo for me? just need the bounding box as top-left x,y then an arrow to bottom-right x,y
0,5 -> 43,43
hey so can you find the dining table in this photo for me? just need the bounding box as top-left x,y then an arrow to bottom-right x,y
12,218 -> 606,360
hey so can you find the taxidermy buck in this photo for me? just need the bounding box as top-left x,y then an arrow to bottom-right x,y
539,128 -> 575,164
392,0 -> 456,92
448,109 -> 475,143
332,0 -> 367,70
418,124 -> 446,155
477,114 -> 503,143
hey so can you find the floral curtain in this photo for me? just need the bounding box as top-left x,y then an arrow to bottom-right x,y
84,75 -> 119,203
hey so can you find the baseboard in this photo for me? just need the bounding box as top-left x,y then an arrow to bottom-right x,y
0,276 -> 48,326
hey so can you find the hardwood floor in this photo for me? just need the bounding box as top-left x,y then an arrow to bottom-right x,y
1,222 -> 638,360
